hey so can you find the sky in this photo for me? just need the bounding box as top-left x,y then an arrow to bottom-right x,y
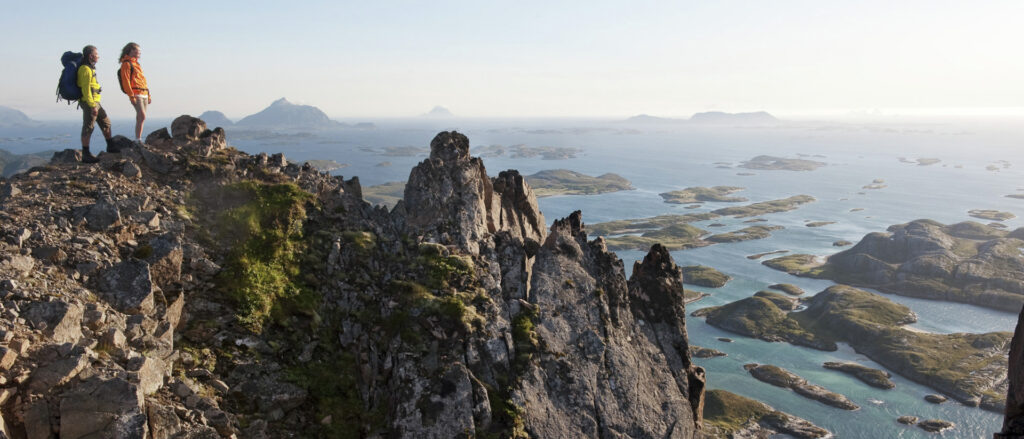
4,1 -> 1024,120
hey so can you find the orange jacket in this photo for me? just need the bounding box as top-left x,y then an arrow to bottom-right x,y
119,56 -> 149,98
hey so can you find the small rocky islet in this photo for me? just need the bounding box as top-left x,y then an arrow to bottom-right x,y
743,364 -> 859,410
659,185 -> 747,204
822,361 -> 895,389
589,195 -> 814,250
694,284 -> 1010,411
702,389 -> 830,438
762,219 -> 1024,312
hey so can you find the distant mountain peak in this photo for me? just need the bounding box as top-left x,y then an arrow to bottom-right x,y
689,111 -> 779,124
236,98 -> 335,129
0,105 -> 37,127
422,106 -> 454,117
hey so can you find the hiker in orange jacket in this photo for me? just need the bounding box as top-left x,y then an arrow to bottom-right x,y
119,42 -> 151,144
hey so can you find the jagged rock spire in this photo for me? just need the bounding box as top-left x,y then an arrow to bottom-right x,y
403,131 -> 544,254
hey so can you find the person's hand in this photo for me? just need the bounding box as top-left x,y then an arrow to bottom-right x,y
91,106 -> 98,117
148,96 -> 152,104
130,97 -> 136,104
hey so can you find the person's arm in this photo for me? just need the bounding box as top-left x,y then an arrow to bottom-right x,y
77,66 -> 96,108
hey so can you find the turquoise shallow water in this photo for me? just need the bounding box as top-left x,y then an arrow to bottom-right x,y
7,118 -> 1024,437
217,120 -> 1024,437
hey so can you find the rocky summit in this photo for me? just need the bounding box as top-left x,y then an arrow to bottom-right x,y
0,118 -> 703,437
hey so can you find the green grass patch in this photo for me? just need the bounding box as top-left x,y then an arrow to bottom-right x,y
212,181 -> 318,333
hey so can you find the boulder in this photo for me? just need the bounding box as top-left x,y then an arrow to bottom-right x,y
50,148 -> 82,164
171,115 -> 206,142
59,377 -> 148,439
145,235 -> 183,287
145,127 -> 172,145
23,399 -> 52,439
126,355 -> 168,395
146,401 -> 181,439
23,301 -> 83,344
106,135 -> 134,154
0,183 -> 19,200
98,260 -> 155,315
29,352 -> 89,392
83,195 -> 122,231
5,254 -> 34,277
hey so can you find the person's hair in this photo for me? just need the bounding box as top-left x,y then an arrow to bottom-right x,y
120,42 -> 139,61
82,45 -> 97,66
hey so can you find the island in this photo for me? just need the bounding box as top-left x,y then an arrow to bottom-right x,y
470,144 -> 582,160
863,179 -> 887,189
761,219 -> 1024,312
917,419 -> 955,433
591,196 -> 813,250
658,186 -> 747,204
822,362 -> 895,389
689,346 -> 727,358
680,265 -> 731,287
704,224 -> 782,241
694,284 -> 1011,411
301,159 -> 348,172
805,221 -> 835,227
1007,194 -> 1024,200
744,364 -> 859,410
768,283 -> 804,296
362,181 -> 406,208
524,169 -> 633,197
711,195 -> 816,218
747,250 -> 789,260
969,209 -> 1016,221
702,389 -> 830,439
740,155 -> 826,171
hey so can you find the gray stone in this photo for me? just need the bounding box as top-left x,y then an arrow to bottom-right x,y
133,211 -> 160,228
171,116 -> 206,142
59,377 -> 148,439
23,301 -> 83,344
84,196 -> 121,231
30,353 -> 89,392
50,149 -> 82,164
0,183 -> 20,200
0,347 -> 16,370
146,401 -> 181,439
123,160 -> 142,178
11,228 -> 31,247
100,328 -> 127,351
10,339 -> 30,355
0,280 -> 15,291
31,246 -> 65,264
23,399 -> 52,439
145,235 -> 183,287
126,356 -> 168,395
145,127 -> 171,145
98,260 -> 155,315
6,255 -> 34,277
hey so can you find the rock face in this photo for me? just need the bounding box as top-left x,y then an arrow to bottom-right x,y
0,124 -> 702,438
998,305 -> 1024,437
404,132 -> 544,254
825,219 -> 1024,311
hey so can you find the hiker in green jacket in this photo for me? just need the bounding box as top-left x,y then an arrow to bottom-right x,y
78,45 -> 114,163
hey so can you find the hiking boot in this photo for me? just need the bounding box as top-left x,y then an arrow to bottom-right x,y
81,146 -> 99,164
105,137 -> 122,154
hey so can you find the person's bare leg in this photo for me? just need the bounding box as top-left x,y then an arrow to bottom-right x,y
134,106 -> 146,140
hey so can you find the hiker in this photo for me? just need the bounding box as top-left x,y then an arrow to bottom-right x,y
119,42 -> 151,145
78,45 -> 113,163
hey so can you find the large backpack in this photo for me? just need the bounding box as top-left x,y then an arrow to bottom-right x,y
117,61 -> 134,95
57,51 -> 84,104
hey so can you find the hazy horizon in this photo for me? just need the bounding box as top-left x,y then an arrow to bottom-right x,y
3,1 -> 1022,121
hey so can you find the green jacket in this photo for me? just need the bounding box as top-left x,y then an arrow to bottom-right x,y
77,64 -> 101,108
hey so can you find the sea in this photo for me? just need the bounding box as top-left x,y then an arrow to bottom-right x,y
5,115 -> 1024,437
